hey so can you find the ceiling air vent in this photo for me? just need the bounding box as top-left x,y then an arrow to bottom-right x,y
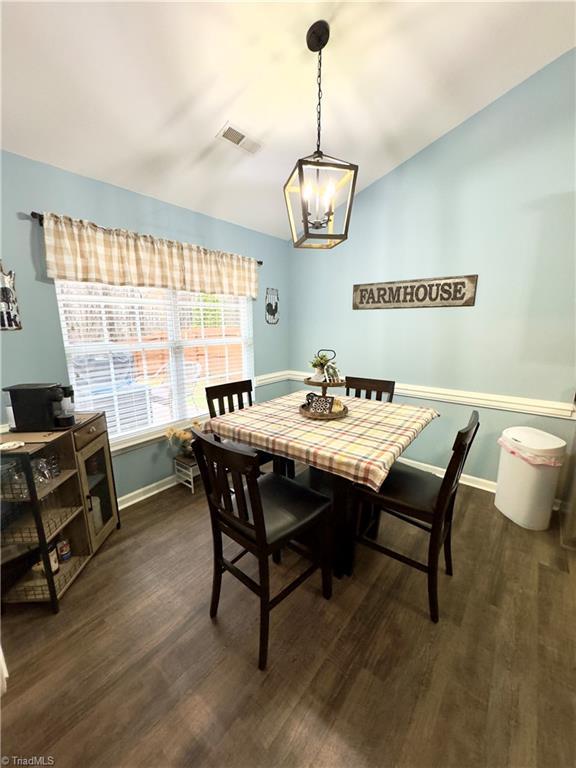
222,125 -> 245,145
217,122 -> 261,154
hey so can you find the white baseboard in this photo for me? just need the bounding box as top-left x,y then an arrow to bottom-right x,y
397,455 -> 571,514
116,458 -> 496,516
397,456 -> 497,494
118,474 -> 179,510
116,458 -> 575,519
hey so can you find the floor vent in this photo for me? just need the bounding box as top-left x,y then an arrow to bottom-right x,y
217,122 -> 261,154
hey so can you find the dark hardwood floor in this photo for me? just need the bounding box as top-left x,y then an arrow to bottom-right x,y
2,478 -> 575,768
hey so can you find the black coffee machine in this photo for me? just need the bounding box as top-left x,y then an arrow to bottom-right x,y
3,383 -> 75,431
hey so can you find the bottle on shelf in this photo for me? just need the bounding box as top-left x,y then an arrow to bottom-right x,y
56,536 -> 72,563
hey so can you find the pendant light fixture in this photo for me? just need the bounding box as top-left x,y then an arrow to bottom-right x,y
284,20 -> 358,249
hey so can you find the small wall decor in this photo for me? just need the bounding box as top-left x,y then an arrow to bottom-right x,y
353,275 -> 478,310
0,262 -> 22,330
265,288 -> 279,325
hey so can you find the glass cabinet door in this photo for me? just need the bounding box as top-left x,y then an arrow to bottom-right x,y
77,433 -> 118,552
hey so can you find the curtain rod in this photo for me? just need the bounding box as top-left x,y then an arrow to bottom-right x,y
29,211 -> 263,266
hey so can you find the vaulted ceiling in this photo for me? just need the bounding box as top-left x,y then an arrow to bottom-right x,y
2,2 -> 574,238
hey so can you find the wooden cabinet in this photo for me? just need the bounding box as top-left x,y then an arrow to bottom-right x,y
73,414 -> 107,451
76,431 -> 119,553
1,412 -> 119,612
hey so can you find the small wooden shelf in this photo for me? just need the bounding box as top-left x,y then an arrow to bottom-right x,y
174,454 -> 198,493
3,555 -> 91,603
303,378 -> 346,397
87,473 -> 106,491
1,468 -> 78,503
1,505 -> 84,546
1,543 -> 38,566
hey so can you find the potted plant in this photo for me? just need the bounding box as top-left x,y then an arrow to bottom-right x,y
165,423 -> 201,458
310,351 -> 332,382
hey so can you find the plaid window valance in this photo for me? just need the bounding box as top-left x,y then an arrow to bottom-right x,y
43,212 -> 258,299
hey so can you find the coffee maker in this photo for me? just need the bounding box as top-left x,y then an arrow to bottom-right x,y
3,383 -> 75,431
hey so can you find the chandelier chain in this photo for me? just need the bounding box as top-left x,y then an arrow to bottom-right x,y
316,50 -> 322,153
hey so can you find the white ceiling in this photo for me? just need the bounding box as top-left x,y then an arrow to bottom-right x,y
2,2 -> 574,239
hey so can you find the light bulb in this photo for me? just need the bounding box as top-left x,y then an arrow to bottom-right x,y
323,180 -> 336,211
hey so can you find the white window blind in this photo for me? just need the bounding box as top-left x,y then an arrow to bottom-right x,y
54,280 -> 254,440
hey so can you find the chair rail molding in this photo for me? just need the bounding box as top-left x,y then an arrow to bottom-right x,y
255,370 -> 576,421
1,371 -> 572,453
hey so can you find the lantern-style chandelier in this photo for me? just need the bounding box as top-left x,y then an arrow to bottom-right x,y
284,20 -> 358,249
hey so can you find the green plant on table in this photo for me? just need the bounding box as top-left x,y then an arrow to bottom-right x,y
310,352 -> 331,370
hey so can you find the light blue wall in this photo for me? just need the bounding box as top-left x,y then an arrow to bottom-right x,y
2,50 -> 575,495
0,152 -> 290,496
287,50 -> 576,483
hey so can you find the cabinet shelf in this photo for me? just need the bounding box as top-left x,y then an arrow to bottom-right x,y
1,543 -> 38,566
87,473 -> 106,492
0,469 -> 78,503
3,555 -> 91,603
1,505 -> 84,546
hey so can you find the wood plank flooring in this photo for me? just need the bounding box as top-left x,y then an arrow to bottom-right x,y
2,480 -> 575,768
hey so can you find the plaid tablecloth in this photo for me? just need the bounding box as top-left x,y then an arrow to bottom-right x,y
203,391 -> 439,491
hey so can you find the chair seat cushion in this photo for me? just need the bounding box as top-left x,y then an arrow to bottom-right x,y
234,474 -> 330,545
357,462 -> 442,519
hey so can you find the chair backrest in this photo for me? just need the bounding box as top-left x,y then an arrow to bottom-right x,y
345,376 -> 395,403
205,379 -> 254,419
435,411 -> 480,518
192,429 -> 267,548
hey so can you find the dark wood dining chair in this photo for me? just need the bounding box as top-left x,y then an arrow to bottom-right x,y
345,376 -> 395,403
205,379 -> 295,478
353,411 -> 479,622
192,429 -> 332,670
206,379 -> 256,418
344,377 -> 395,536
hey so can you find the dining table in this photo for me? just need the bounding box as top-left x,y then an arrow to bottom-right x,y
203,390 -> 439,577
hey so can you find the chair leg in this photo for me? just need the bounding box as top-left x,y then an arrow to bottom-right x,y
210,531 -> 223,619
427,537 -> 440,623
258,556 -> 270,670
272,457 -> 284,475
444,499 -> 455,576
320,516 -> 332,600
358,502 -> 371,536
444,520 -> 453,577
272,549 -> 282,565
366,507 -> 381,541
286,459 -> 296,480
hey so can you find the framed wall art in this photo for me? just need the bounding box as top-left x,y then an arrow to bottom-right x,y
0,262 -> 21,330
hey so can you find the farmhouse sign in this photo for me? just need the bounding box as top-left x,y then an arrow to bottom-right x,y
353,275 -> 478,310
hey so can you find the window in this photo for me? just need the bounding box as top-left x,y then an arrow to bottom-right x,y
55,280 -> 254,440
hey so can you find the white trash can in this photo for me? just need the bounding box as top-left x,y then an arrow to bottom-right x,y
495,427 -> 566,530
